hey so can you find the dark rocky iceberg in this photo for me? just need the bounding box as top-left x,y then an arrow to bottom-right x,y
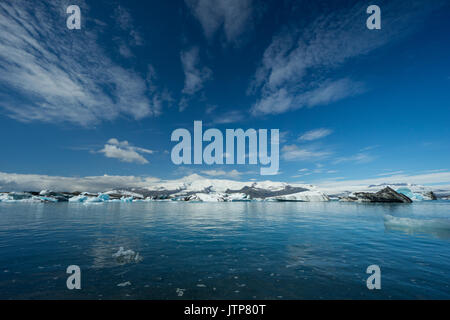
340,187 -> 413,203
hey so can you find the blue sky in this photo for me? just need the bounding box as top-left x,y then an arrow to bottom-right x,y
0,0 -> 450,188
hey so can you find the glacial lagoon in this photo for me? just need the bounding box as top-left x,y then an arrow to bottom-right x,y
0,201 -> 449,299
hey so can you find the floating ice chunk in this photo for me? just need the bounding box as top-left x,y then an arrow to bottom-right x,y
228,193 -> 251,201
195,193 -> 227,202
112,247 -> 143,264
85,196 -> 103,203
176,288 -> 186,297
68,195 -> 88,203
97,193 -> 110,201
117,281 -> 131,287
38,196 -> 58,203
120,196 -> 134,203
9,192 -> 33,201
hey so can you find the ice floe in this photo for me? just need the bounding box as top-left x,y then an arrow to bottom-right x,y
112,247 -> 143,264
117,281 -> 131,287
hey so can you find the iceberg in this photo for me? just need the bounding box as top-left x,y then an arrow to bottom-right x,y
265,190 -> 329,202
112,247 -> 143,264
68,195 -> 88,203
396,188 -> 424,201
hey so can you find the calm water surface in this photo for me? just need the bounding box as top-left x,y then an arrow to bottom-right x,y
0,201 -> 449,299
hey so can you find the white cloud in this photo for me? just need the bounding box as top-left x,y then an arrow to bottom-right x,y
0,0 -> 160,125
99,139 -> 154,164
113,5 -> 143,45
249,1 -> 444,116
180,47 -> 212,96
377,170 -> 404,177
201,169 -> 246,179
333,153 -> 375,164
251,78 -> 364,116
299,128 -> 333,141
282,145 -> 331,161
184,0 -> 254,44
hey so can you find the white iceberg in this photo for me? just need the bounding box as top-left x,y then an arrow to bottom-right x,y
68,195 -> 88,203
265,190 -> 329,202
117,281 -> 131,287
112,247 -> 143,264
396,188 -> 424,201
120,196 -> 134,203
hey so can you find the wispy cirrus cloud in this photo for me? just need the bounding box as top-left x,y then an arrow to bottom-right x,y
180,47 -> 212,96
282,145 -> 332,161
184,0 -> 254,44
211,110 -> 245,124
98,139 -> 154,164
0,0 -> 162,126
112,5 -> 144,58
201,169 -> 248,179
249,0 -> 446,116
299,128 -> 333,141
179,46 -> 212,111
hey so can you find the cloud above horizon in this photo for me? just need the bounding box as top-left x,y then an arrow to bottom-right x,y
315,170 -> 450,193
99,138 -> 154,164
299,128 -> 333,141
201,169 -> 247,179
1,169 -> 449,193
282,145 -> 332,162
184,0 -> 254,44
180,47 -> 212,96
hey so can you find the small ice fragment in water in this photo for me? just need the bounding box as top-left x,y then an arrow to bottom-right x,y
176,288 -> 186,296
117,281 -> 131,287
196,284 -> 206,288
112,247 -> 143,264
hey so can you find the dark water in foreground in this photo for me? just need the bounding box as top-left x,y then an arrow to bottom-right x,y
0,201 -> 449,299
